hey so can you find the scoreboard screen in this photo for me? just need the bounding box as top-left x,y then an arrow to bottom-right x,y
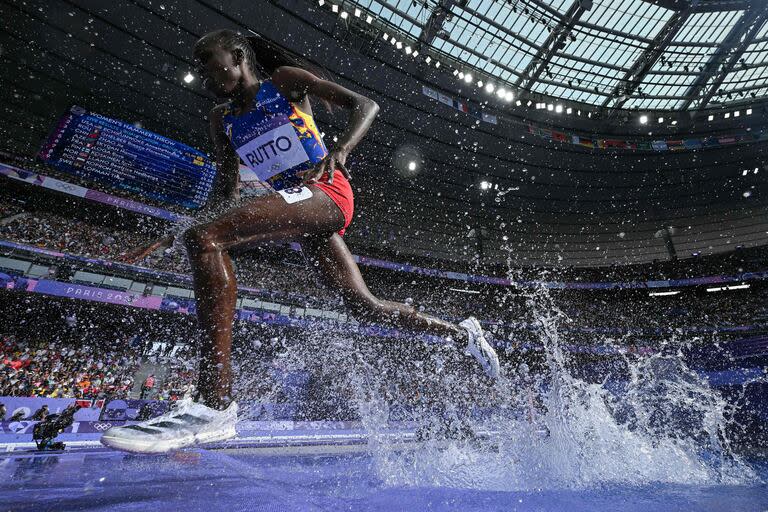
39,105 -> 216,209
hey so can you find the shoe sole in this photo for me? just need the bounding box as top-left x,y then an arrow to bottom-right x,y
468,344 -> 500,378
100,426 -> 237,454
467,336 -> 500,379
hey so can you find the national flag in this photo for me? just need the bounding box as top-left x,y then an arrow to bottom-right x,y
683,139 -> 702,150
636,141 -> 652,150
422,86 -> 438,100
481,112 -> 497,124
667,140 -> 684,151
437,93 -> 453,106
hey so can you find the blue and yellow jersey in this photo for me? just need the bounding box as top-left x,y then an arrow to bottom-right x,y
222,80 -> 328,190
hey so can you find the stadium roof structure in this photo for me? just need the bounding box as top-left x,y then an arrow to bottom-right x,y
338,0 -> 768,112
4,0 -> 768,267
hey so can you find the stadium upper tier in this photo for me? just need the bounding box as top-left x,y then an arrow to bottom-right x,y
3,1 -> 768,266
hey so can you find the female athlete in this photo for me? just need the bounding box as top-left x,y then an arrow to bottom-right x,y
102,29 -> 499,453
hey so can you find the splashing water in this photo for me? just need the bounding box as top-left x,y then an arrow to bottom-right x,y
232,276 -> 761,491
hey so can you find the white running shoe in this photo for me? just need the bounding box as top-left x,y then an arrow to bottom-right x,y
100,398 -> 238,454
459,317 -> 501,379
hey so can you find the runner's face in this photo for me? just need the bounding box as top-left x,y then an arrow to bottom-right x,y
196,48 -> 241,98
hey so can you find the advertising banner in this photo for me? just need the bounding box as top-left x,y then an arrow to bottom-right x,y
0,162 -> 188,223
100,399 -> 170,421
0,420 -> 125,435
31,279 -> 164,309
0,397 -> 101,421
84,189 -> 184,221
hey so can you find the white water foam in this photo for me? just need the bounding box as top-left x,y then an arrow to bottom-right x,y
232,276 -> 761,491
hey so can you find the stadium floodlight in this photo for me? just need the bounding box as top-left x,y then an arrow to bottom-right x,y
497,87 -> 506,98
707,283 -> 750,292
657,117 -> 664,123
458,71 -> 465,79
477,80 -> 484,88
318,0 -> 324,5
464,73 -> 473,83
485,83 -> 495,93
340,10 -> 348,19
480,180 -> 491,190
412,50 -> 418,57
515,99 -> 522,106
434,61 -> 440,68
671,120 -> 678,125
743,169 -> 749,176
505,91 -> 514,102
639,115 -> 648,124
331,3 -> 338,12
566,107 -> 572,114
649,291 -> 680,297
734,110 -> 740,117
407,161 -> 417,171
724,112 -> 730,118
547,104 -> 554,111
395,41 -> 402,50
383,33 -> 389,41
425,56 -> 432,64
354,8 -> 360,16
747,108 -> 753,115
366,15 -> 373,23
708,114 -> 714,121
453,69 -> 459,76
449,288 -> 481,294
555,105 -> 563,113
183,72 -> 195,83
405,46 -> 412,54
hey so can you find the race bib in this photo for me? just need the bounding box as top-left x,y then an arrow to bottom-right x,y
278,186 -> 313,204
235,114 -> 310,181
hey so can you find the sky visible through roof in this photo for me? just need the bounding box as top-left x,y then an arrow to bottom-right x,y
343,0 -> 768,111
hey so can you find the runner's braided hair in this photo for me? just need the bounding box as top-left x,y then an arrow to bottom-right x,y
194,29 -> 334,112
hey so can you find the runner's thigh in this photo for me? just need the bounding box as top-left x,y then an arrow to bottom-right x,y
191,185 -> 344,251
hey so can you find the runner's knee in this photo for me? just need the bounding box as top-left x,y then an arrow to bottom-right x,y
183,225 -> 220,255
345,290 -> 389,320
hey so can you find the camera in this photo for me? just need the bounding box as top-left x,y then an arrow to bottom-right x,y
32,404 -> 81,451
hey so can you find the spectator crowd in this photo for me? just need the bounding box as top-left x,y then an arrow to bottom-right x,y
0,335 -> 140,400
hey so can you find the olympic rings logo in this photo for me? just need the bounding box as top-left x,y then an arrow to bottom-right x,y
93,422 -> 113,431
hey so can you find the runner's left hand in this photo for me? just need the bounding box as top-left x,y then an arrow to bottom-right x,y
302,148 -> 352,185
